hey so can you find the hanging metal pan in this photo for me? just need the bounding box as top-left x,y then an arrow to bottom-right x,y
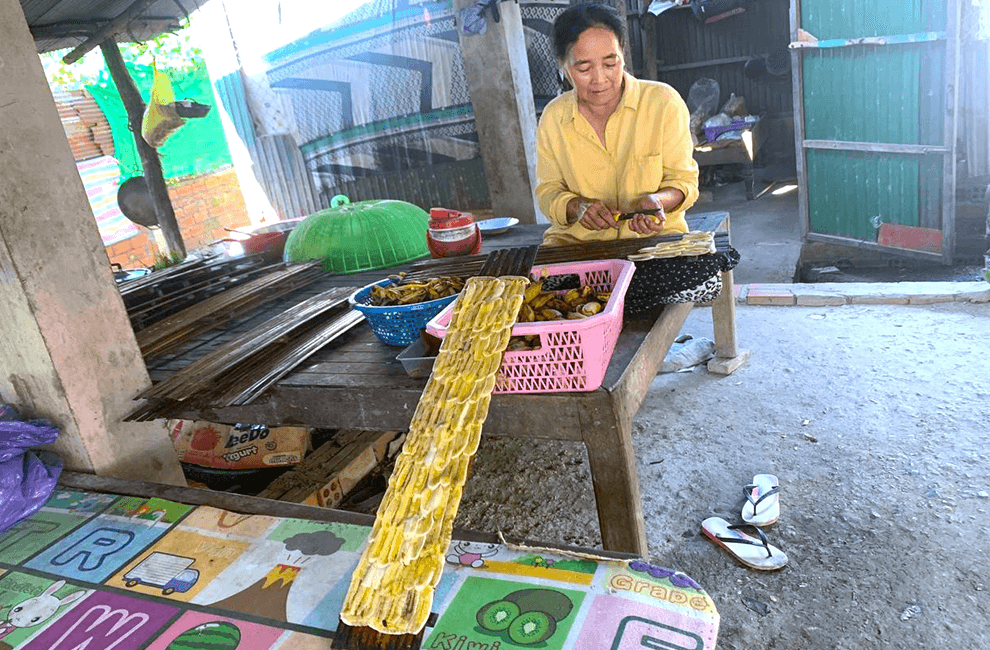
117,175 -> 158,228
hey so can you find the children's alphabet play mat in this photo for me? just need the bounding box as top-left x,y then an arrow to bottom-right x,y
0,488 -> 719,649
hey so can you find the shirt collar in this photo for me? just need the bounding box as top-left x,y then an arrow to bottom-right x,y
561,71 -> 641,124
621,72 -> 641,111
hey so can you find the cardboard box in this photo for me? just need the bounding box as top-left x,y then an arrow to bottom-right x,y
302,431 -> 397,508
167,420 -> 308,470
257,430 -> 402,509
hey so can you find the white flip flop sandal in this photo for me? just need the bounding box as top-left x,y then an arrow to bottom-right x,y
701,517 -> 789,571
741,474 -> 780,526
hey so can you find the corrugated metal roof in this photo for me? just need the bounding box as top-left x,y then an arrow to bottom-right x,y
653,0 -> 793,115
22,0 -> 204,53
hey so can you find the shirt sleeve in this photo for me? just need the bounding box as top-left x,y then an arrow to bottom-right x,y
659,92 -> 699,216
535,111 -> 580,227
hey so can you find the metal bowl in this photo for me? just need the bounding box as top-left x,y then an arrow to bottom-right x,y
476,217 -> 519,236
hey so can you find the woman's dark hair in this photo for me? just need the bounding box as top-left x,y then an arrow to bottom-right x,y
552,3 -> 626,64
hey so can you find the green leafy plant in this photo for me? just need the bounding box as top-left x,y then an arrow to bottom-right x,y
40,19 -> 204,90
152,250 -> 184,270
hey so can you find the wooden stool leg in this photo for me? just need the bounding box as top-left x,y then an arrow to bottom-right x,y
708,269 -> 751,375
579,395 -> 648,556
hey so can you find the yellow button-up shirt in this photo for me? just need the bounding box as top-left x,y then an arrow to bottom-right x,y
535,73 -> 699,246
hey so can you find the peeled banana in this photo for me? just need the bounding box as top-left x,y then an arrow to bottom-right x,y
370,275 -> 465,306
506,276 -> 611,351
515,277 -> 606,325
339,276 -> 526,635
627,231 -> 715,261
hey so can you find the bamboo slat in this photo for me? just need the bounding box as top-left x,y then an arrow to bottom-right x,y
477,244 -> 539,277
135,262 -> 323,359
122,256 -> 292,331
128,287 -> 361,420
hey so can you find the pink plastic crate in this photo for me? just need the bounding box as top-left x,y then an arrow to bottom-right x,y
425,259 -> 636,394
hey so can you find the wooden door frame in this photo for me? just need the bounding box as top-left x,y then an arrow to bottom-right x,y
789,0 -> 962,264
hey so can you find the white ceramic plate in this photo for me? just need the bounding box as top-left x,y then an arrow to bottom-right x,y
476,217 -> 519,236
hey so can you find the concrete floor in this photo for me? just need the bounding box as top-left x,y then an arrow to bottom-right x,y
457,300 -> 990,650
693,180 -> 803,285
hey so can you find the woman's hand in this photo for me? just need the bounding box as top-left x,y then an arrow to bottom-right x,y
567,196 -> 619,231
627,194 -> 666,234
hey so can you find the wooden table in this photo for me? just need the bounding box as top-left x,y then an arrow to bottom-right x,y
694,119 -> 765,200
158,213 -> 748,556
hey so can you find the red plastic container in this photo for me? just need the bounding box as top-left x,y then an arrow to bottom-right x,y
426,207 -> 482,258
226,218 -> 304,260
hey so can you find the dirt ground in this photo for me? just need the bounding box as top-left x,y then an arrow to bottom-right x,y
453,300 -> 990,649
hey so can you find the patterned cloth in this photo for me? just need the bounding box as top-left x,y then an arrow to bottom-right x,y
75,156 -> 139,246
625,248 -> 740,315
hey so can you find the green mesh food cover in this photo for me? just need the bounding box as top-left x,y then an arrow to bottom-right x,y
283,196 -> 430,274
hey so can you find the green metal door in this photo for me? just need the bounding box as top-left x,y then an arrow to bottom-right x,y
791,0 -> 961,262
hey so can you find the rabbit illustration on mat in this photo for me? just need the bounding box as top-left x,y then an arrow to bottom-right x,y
0,580 -> 89,641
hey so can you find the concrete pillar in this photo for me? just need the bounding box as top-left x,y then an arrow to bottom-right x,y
0,0 -> 185,485
455,0 -> 545,224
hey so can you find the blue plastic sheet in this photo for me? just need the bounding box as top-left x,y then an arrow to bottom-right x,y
0,419 -> 63,534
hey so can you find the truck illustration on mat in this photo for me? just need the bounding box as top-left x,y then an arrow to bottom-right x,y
122,552 -> 200,595
476,588 -> 574,645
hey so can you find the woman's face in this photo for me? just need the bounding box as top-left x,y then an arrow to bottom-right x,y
566,26 -> 624,109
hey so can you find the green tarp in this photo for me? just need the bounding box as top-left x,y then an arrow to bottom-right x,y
87,63 -> 232,181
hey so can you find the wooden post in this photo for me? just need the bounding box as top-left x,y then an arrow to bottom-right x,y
643,13 -> 658,81
99,38 -> 186,257
604,0 -> 634,69
455,0 -> 542,223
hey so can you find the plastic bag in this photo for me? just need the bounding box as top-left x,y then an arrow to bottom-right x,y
687,78 -> 721,116
688,78 -> 721,143
167,420 -> 309,470
720,93 -> 747,117
141,64 -> 186,148
0,420 -> 63,534
703,112 -> 732,129
458,2 -> 488,35
689,110 -> 707,143
659,336 -> 715,373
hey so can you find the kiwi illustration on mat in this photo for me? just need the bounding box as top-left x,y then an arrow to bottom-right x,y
475,588 -> 573,646
508,610 -> 556,645
477,600 -> 520,631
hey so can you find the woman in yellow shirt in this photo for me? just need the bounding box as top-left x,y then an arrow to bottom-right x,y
536,3 -> 699,246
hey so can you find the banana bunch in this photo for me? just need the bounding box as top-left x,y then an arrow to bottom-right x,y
516,278 -> 610,324
627,231 -> 716,261
369,275 -> 464,306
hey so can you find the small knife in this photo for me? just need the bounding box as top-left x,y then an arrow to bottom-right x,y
613,208 -> 664,221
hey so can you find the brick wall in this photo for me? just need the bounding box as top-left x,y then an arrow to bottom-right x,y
55,89 -> 114,161
105,167 -> 252,268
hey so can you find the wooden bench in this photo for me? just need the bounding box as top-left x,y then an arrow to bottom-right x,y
160,212 -> 748,556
